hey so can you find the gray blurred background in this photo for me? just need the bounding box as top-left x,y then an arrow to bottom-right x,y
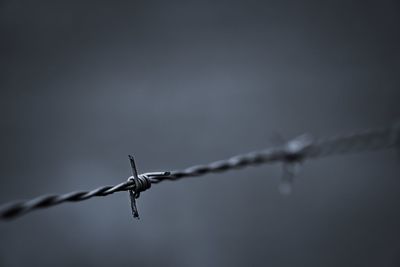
0,0 -> 399,266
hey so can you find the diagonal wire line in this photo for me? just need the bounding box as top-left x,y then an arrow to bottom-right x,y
0,123 -> 399,220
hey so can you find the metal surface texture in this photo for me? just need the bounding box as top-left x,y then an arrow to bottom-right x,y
0,122 -> 399,220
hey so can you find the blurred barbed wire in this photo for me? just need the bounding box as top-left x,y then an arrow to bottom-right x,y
1,122 -> 399,220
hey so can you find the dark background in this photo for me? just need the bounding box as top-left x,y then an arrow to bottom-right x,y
0,1 -> 400,266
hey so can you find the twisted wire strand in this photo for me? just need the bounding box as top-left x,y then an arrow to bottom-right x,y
159,124 -> 399,182
1,123 -> 399,220
0,180 -> 135,219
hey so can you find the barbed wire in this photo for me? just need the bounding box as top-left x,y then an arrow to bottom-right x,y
0,122 -> 399,220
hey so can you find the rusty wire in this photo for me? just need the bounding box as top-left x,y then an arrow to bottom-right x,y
0,122 -> 399,220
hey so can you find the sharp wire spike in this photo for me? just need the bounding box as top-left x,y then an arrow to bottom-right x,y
279,162 -> 302,195
278,134 -> 313,195
128,155 -> 141,219
129,155 -> 139,178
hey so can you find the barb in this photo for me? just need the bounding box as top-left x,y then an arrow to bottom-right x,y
127,155 -> 170,219
0,123 -> 399,220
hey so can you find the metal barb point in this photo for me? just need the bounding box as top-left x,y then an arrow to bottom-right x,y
127,156 -> 171,220
278,135 -> 313,195
279,162 -> 302,195
129,155 -> 139,179
128,155 -> 142,220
